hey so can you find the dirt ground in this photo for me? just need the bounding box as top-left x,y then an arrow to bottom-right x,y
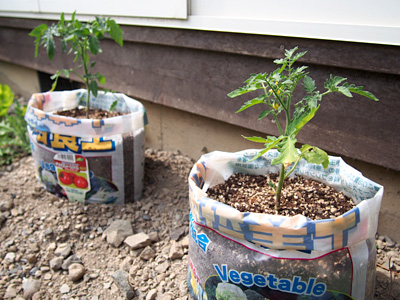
0,149 -> 398,299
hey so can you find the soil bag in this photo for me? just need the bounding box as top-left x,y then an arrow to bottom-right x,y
188,149 -> 383,300
25,89 -> 147,204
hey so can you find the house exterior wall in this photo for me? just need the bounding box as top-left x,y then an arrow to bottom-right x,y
0,16 -> 399,241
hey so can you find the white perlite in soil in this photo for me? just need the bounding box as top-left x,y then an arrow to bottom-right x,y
0,149 -> 399,299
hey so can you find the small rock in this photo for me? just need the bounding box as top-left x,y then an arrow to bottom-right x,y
62,254 -> 82,270
155,261 -> 170,274
59,284 -> 70,294
124,232 -> 151,250
181,236 -> 189,249
140,246 -> 156,261
120,257 -> 133,273
148,231 -> 159,242
4,252 -> 16,264
54,243 -> 72,258
111,270 -> 135,300
376,239 -> 385,250
146,289 -> 158,300
4,284 -> 18,299
385,236 -> 396,247
169,227 -> 185,241
49,256 -> 64,270
22,278 -> 41,299
26,254 -> 37,265
103,220 -> 134,248
0,199 -> 14,211
169,241 -> 184,260
68,263 -> 86,282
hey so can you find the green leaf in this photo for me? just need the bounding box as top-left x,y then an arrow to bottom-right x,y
88,35 -> 100,55
301,145 -> 329,169
324,75 -> 347,91
98,75 -> 106,85
287,106 -> 319,136
235,96 -> 264,113
0,84 -> 15,116
258,109 -> 273,120
337,86 -> 353,97
44,28 -> 56,60
243,135 -> 284,161
303,75 -> 316,94
349,85 -> 379,101
109,100 -> 118,111
228,85 -> 259,98
272,136 -> 299,166
242,136 -> 271,143
107,19 -> 123,47
29,24 -> 48,57
89,80 -> 99,97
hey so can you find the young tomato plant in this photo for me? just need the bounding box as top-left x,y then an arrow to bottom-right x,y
228,47 -> 378,210
29,12 -> 123,118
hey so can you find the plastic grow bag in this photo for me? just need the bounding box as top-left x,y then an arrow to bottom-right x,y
25,89 -> 147,204
187,149 -> 383,300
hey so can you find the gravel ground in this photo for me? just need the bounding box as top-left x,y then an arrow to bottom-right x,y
0,148 -> 398,299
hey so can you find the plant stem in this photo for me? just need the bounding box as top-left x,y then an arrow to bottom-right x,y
275,164 -> 286,210
81,43 -> 90,119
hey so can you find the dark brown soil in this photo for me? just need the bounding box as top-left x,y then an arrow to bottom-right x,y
56,108 -> 127,119
207,173 -> 355,220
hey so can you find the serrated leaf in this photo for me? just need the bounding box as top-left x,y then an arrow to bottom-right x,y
242,136 -> 271,143
228,85 -> 259,98
303,75 -> 316,94
244,135 -> 284,161
235,96 -> 264,113
258,109 -> 273,120
29,24 -> 48,57
349,86 -> 379,101
44,29 -> 55,60
88,35 -> 100,55
324,75 -> 347,91
338,86 -> 353,97
301,145 -> 329,169
89,80 -> 99,97
107,19 -> 123,47
109,100 -> 118,111
272,136 -> 299,166
287,106 -> 319,136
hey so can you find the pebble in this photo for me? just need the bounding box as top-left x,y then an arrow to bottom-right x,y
140,246 -> 156,261
62,254 -> 82,270
54,243 -> 72,258
59,283 -> 70,294
102,219 -> 134,247
124,232 -> 151,250
4,252 -> 16,264
49,256 -> 64,270
68,263 -> 86,282
22,278 -> 41,299
169,241 -> 184,260
4,284 -> 18,299
111,270 -> 135,300
146,289 -> 158,300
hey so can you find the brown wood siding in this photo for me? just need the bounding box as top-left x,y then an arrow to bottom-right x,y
0,17 -> 399,171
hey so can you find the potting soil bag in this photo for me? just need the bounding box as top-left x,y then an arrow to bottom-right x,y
188,149 -> 383,300
25,89 -> 147,204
